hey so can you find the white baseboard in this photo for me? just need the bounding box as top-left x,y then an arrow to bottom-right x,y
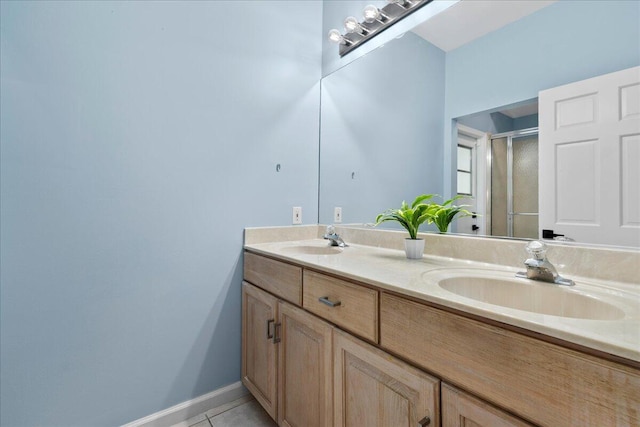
122,381 -> 249,427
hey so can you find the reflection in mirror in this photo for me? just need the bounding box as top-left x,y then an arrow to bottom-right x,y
455,100 -> 540,239
319,0 -> 640,248
319,31 -> 444,228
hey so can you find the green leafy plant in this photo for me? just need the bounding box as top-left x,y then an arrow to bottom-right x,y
430,195 -> 474,233
375,194 -> 436,240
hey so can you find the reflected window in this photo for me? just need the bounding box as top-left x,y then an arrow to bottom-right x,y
457,145 -> 472,196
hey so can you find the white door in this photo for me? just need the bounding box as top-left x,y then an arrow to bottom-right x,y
456,124 -> 488,235
539,66 -> 640,247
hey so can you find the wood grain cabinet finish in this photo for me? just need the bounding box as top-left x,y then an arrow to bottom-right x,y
380,292 -> 640,427
241,282 -> 278,420
442,384 -> 534,427
242,282 -> 333,427
333,329 -> 439,427
244,252 -> 302,305
303,270 -> 378,343
278,302 -> 333,427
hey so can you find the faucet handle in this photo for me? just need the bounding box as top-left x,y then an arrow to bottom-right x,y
325,225 -> 336,235
525,240 -> 548,260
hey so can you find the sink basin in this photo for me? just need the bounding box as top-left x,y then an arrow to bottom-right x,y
281,245 -> 343,255
426,270 -> 625,320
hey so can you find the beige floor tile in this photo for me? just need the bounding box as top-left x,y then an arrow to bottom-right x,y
204,395 -> 253,419
208,399 -> 276,427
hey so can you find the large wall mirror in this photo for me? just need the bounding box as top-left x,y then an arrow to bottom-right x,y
319,0 -> 640,248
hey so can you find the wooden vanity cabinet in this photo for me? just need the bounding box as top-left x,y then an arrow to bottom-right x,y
244,251 -> 640,426
242,281 -> 333,427
243,252 -> 444,426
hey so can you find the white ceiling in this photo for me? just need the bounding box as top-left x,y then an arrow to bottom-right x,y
412,0 -> 558,52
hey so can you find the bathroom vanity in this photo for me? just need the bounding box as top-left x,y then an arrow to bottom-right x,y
241,225 -> 640,427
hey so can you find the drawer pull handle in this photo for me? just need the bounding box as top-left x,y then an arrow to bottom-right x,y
418,416 -> 431,426
319,296 -> 341,307
267,319 -> 275,339
273,322 -> 281,344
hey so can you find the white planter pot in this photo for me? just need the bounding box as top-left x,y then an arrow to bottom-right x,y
404,238 -> 425,259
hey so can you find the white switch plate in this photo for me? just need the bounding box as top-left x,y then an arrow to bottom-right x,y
292,207 -> 302,224
334,207 -> 342,223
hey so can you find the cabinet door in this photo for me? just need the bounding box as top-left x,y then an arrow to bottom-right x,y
242,282 -> 279,420
278,302 -> 333,427
538,66 -> 640,247
334,329 -> 439,427
442,384 -> 534,427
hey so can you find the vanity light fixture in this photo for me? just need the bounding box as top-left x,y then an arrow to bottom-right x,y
328,0 -> 431,57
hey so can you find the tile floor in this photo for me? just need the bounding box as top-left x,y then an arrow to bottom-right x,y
172,395 -> 277,427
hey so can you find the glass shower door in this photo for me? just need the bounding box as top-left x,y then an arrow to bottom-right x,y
512,134 -> 538,238
490,130 -> 538,239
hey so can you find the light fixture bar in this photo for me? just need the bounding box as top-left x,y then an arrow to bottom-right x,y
329,0 -> 432,57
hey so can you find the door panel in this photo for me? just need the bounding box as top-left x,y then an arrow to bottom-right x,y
242,282 -> 278,420
278,302 -> 332,427
334,329 -> 439,427
539,66 -> 640,246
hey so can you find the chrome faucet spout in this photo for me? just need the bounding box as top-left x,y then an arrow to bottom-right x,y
323,225 -> 347,248
516,241 -> 574,286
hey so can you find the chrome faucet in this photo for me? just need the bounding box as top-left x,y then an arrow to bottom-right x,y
516,241 -> 574,286
323,225 -> 347,247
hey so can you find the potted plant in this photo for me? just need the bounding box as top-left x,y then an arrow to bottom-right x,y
375,194 -> 435,259
430,195 -> 474,233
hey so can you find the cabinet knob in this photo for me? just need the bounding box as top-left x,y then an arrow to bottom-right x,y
418,416 -> 431,426
319,296 -> 342,307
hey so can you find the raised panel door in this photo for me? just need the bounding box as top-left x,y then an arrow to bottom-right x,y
539,65 -> 640,246
278,302 -> 333,427
334,329 -> 439,427
242,282 -> 279,420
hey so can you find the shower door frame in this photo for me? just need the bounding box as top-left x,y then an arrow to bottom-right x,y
488,127 -> 539,238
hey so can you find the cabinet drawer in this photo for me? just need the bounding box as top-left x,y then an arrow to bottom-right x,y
303,270 -> 378,343
244,252 -> 302,305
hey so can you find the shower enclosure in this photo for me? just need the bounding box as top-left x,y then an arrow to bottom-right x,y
488,128 -> 539,239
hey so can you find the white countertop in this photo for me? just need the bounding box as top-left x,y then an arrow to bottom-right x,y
245,238 -> 640,364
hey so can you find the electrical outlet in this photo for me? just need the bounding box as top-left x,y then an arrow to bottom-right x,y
292,207 -> 302,225
334,207 -> 342,223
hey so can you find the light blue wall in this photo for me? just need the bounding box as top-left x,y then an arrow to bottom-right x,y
443,0 -> 640,197
0,1 -> 321,426
319,32 -> 445,225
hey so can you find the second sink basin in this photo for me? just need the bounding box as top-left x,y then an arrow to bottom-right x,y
424,269 -> 626,320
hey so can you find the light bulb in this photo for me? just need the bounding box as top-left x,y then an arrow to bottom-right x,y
363,5 -> 381,23
328,29 -> 345,44
344,16 -> 360,33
